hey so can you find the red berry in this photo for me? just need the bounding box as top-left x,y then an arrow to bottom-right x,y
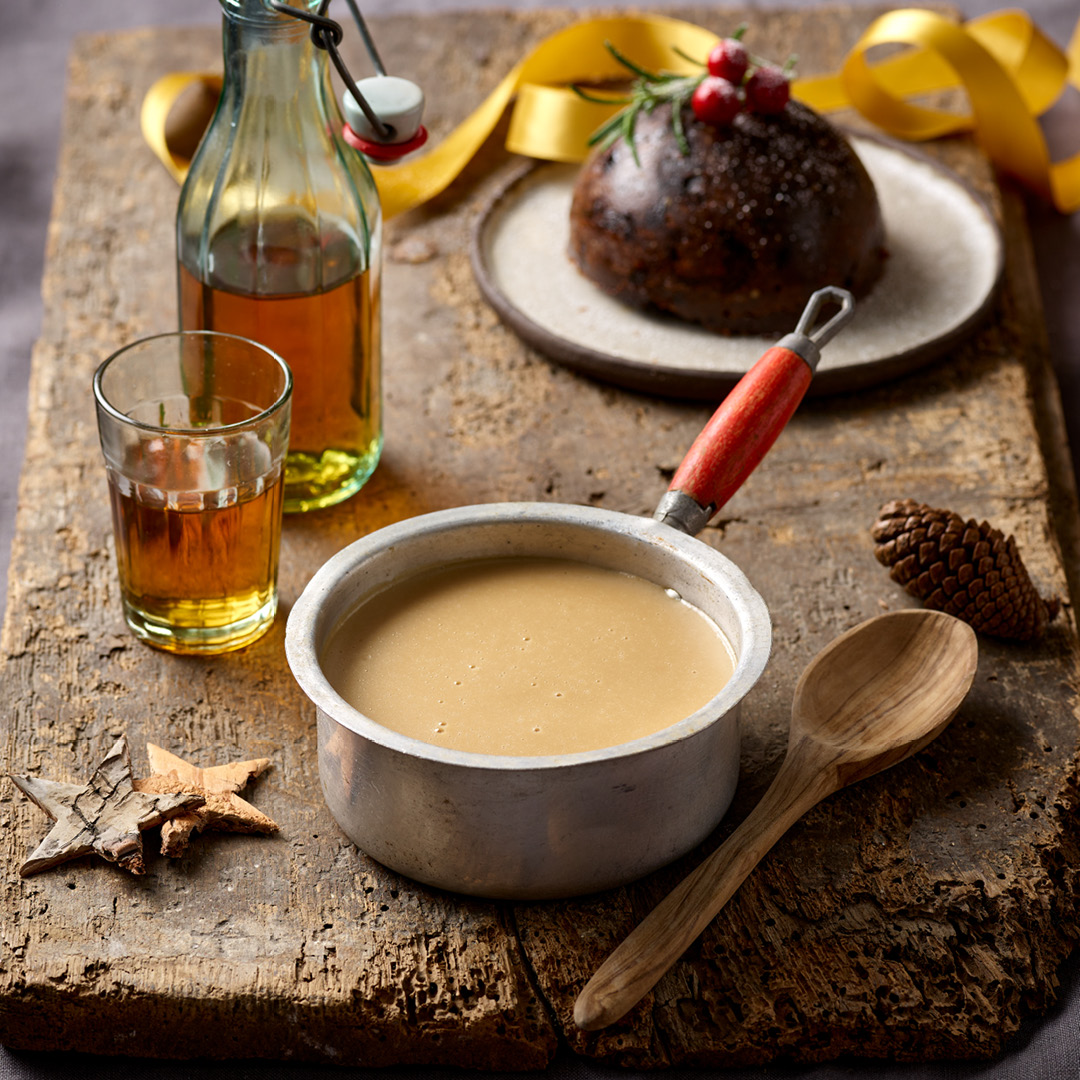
706,38 -> 749,84
745,65 -> 791,114
691,76 -> 741,128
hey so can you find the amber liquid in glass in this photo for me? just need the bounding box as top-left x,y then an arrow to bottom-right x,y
107,454 -> 285,654
178,215 -> 381,513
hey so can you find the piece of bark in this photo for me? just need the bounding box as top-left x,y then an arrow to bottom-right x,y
9,737 -> 203,877
141,743 -> 276,855
146,742 -> 272,793
133,775 -> 278,856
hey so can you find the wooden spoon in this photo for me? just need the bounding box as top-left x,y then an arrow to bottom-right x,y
574,609 -> 978,1031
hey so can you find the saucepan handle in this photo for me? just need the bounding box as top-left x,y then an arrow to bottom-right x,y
654,286 -> 855,537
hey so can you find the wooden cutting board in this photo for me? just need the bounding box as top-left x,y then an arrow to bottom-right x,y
2,6 -> 1079,1070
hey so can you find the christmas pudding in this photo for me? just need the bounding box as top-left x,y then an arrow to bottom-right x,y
568,35 -> 888,335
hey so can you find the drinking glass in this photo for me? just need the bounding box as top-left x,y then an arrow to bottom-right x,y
93,331 -> 292,654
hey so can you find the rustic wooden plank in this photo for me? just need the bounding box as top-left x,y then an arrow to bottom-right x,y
1,6 -> 1078,1070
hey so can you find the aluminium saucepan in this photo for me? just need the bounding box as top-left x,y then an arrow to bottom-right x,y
286,287 -> 854,899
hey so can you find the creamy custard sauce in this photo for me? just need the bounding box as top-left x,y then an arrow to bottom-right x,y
321,557 -> 736,756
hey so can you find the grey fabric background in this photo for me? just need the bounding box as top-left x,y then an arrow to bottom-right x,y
2,0 -> 1078,1075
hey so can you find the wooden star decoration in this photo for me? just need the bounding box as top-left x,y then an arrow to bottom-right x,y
9,736 -> 204,877
132,743 -> 278,857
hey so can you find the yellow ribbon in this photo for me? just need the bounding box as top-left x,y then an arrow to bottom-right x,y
140,72 -> 222,183
811,8 -> 1076,206
142,9 -> 1080,215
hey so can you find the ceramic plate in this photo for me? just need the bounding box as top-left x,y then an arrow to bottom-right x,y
471,134 -> 1004,398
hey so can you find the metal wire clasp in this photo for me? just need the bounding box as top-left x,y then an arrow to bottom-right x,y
265,0 -> 427,160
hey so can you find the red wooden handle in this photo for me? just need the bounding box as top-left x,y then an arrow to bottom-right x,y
669,346 -> 812,515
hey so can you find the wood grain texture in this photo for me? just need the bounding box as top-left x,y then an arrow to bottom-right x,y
574,611 -> 980,1032
1,6 -> 1079,1070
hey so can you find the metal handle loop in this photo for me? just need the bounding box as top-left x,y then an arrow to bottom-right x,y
793,286 -> 856,351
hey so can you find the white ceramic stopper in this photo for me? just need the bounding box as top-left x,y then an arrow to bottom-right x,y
343,75 -> 425,144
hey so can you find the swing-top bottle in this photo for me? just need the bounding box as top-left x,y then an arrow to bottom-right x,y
177,0 -> 382,512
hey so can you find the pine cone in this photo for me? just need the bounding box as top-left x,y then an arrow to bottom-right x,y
871,499 -> 1060,641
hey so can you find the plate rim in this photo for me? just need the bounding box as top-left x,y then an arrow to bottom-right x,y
470,129 -> 1005,399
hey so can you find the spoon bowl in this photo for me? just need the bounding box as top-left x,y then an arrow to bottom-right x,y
574,609 -> 979,1031
792,608 -> 978,768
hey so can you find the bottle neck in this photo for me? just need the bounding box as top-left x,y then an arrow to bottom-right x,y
219,0 -> 320,28
219,0 -> 325,99
177,0 -> 380,290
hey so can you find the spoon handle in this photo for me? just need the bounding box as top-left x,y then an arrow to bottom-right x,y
573,745 -> 839,1032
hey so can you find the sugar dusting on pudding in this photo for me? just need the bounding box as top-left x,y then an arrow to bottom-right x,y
320,557 -> 736,756
569,101 -> 886,335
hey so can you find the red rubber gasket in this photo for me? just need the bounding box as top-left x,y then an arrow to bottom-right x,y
343,124 -> 429,161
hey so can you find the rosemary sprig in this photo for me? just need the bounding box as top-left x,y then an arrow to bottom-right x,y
571,33 -> 797,162
570,40 -> 703,162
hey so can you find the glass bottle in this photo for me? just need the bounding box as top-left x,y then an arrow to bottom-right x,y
177,0 -> 382,513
